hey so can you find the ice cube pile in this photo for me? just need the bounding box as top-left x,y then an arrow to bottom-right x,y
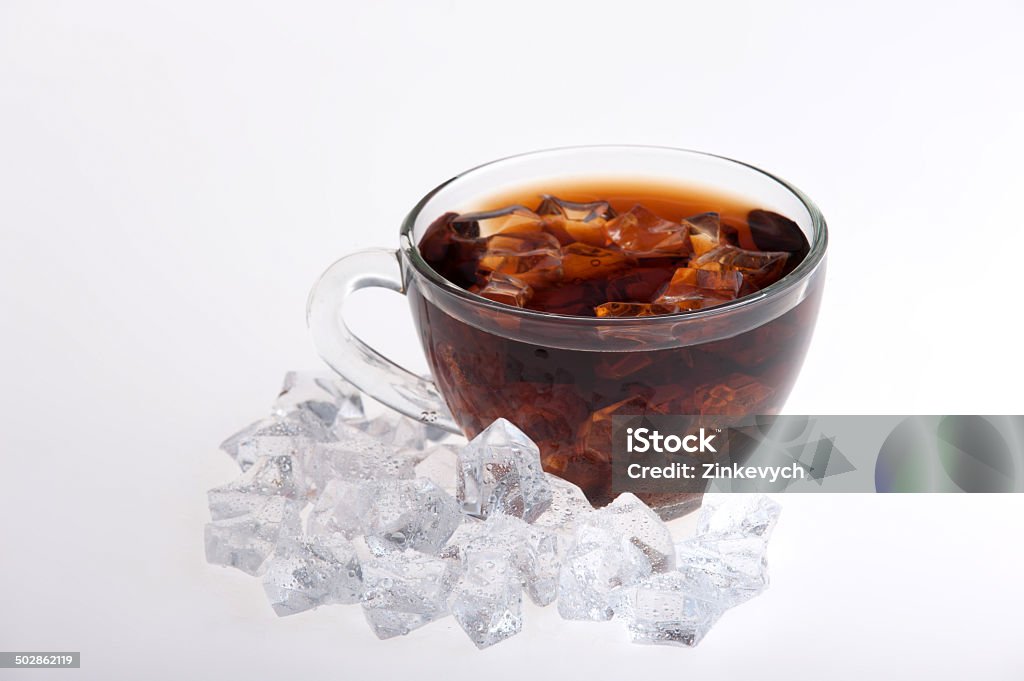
206,371 -> 782,649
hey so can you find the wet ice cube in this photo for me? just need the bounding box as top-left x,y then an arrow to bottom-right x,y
533,475 -> 595,562
690,244 -> 788,289
220,413 -> 333,471
669,495 -> 782,608
444,515 -> 562,607
503,518 -> 562,607
451,205 -> 545,237
557,493 -> 674,620
595,493 -> 676,572
262,533 -> 363,616
352,413 -> 444,454
535,196 -> 615,247
306,478 -> 377,539
663,267 -> 743,298
360,549 -> 459,639
273,370 -> 364,426
363,478 -> 463,556
609,571 -> 723,647
451,550 -> 523,648
478,232 -> 563,287
684,212 -> 722,239
533,474 -> 594,535
417,212 -> 486,289
674,537 -> 768,608
561,243 -> 634,281
474,272 -> 533,307
457,418 -> 553,522
697,494 -> 782,540
308,438 -> 418,489
216,451 -> 313,500
606,205 -> 690,256
231,450 -> 313,499
535,195 -> 615,223
204,495 -> 301,575
414,444 -> 461,496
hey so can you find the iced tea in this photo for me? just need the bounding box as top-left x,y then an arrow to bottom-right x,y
412,179 -> 819,513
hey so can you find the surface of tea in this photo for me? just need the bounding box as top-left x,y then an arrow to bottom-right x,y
418,180 -> 809,317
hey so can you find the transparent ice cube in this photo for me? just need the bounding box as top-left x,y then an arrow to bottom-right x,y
273,370 -> 364,426
609,571 -> 723,647
352,412 -> 445,454
220,413 -> 333,471
306,438 -> 419,490
363,478 -> 463,556
262,533 -> 363,616
442,515 -> 561,607
457,418 -> 553,522
696,494 -> 781,541
451,549 -> 523,648
204,495 -> 301,575
306,478 -> 377,539
557,493 -> 674,621
671,494 -> 782,608
413,444 -> 461,496
214,451 -> 313,501
360,549 -> 460,639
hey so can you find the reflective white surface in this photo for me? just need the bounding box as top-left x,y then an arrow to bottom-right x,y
1,1 -> 1023,679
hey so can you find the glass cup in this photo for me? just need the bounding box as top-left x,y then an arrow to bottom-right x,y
308,146 -> 827,518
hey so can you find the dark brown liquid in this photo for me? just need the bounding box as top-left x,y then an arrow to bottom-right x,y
411,179 -> 821,515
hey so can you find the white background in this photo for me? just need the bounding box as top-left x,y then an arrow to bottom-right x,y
2,1 -> 1023,679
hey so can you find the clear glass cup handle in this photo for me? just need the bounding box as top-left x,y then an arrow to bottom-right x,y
306,248 -> 460,433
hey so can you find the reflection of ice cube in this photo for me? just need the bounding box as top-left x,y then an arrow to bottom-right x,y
457,419 -> 553,522
557,493 -> 674,621
262,533 -> 362,616
360,550 -> 460,639
204,495 -> 301,575
273,370 -> 364,426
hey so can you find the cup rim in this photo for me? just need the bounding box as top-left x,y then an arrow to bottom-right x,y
399,144 -> 827,325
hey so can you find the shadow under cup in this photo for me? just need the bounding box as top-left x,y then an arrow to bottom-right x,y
310,147 -> 827,520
